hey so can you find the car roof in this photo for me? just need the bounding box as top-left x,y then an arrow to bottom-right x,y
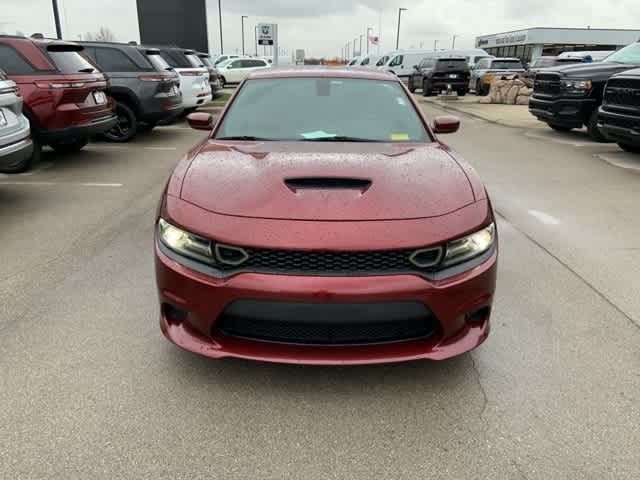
247,66 -> 398,81
490,57 -> 522,62
436,57 -> 467,61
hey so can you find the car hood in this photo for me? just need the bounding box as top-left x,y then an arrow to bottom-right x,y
180,141 -> 475,221
544,61 -> 640,79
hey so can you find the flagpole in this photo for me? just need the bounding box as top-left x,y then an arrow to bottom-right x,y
378,12 -> 382,54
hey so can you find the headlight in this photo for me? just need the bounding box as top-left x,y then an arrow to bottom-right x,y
561,79 -> 592,94
158,218 -> 214,264
442,223 -> 495,268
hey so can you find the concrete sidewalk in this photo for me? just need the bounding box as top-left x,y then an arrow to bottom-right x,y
417,94 -> 545,129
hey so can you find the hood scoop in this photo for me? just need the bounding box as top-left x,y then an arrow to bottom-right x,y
285,177 -> 372,193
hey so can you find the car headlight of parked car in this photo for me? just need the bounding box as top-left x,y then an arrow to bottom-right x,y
158,218 -> 214,264
561,79 -> 592,94
442,223 -> 495,268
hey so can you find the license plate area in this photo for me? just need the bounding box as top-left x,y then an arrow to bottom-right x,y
93,91 -> 107,104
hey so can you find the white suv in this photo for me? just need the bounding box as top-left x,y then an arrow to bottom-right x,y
155,47 -> 212,111
217,58 -> 270,86
0,69 -> 34,173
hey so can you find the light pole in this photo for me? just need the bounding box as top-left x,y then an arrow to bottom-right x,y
52,0 -> 62,39
366,27 -> 373,55
353,38 -> 357,57
254,25 -> 258,56
241,16 -> 248,55
452,35 -> 458,49
218,0 -> 224,54
434,39 -> 439,51
359,35 -> 363,57
396,8 -> 407,50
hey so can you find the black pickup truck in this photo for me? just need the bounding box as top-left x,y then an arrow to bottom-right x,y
598,69 -> 640,153
529,42 -> 640,141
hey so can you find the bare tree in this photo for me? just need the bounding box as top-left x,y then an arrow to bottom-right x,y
93,27 -> 115,42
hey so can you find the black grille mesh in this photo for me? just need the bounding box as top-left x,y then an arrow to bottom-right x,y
605,77 -> 640,108
214,245 -> 442,275
534,73 -> 561,96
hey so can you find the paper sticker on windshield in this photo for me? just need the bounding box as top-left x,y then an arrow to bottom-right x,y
301,131 -> 336,140
391,133 -> 410,141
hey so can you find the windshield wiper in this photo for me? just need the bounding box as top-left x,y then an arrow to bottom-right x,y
300,136 -> 378,142
216,136 -> 273,141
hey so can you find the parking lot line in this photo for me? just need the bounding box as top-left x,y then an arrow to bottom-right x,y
0,181 -> 123,187
528,209 -> 561,225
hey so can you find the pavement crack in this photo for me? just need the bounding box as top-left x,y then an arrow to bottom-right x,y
495,209 -> 640,332
470,354 -> 489,424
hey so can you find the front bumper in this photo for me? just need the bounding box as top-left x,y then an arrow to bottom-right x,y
429,78 -> 469,91
155,241 -> 497,365
529,96 -> 597,128
597,107 -> 640,146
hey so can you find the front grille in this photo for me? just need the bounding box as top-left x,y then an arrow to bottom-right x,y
214,245 -> 443,275
534,73 -> 561,96
604,77 -> 640,108
601,113 -> 640,131
215,300 -> 439,345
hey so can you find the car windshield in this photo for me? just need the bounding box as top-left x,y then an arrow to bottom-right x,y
532,57 -> 556,68
47,48 -> 97,73
217,59 -> 233,68
200,56 -> 214,68
436,59 -> 468,69
215,77 -> 431,142
376,55 -> 389,66
605,43 -> 640,64
146,53 -> 171,71
491,60 -> 523,69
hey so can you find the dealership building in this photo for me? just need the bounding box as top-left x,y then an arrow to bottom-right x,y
475,27 -> 640,62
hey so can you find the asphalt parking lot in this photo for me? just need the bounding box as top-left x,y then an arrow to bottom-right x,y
1,99 -> 639,479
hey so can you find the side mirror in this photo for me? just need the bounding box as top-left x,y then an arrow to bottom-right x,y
433,116 -> 460,134
187,112 -> 213,131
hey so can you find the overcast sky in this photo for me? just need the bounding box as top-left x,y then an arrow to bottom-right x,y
2,0 -> 640,58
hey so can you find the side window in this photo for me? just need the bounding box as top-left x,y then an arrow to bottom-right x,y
95,48 -> 140,71
389,55 -> 403,67
0,44 -> 36,75
230,60 -> 244,69
361,57 -> 370,65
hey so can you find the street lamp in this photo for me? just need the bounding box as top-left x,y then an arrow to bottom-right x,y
241,16 -> 248,55
254,25 -> 258,56
366,27 -> 373,55
353,37 -> 357,57
452,35 -> 458,49
52,0 -> 62,39
218,0 -> 224,54
359,34 -> 363,57
396,8 -> 407,50
434,39 -> 439,51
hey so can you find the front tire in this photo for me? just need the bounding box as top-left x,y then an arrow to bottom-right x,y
103,102 -> 138,143
587,109 -> 610,143
50,136 -> 88,153
220,76 -> 227,88
618,142 -> 640,153
422,80 -> 432,97
457,90 -> 467,97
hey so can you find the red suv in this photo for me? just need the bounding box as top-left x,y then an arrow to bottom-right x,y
0,35 -> 117,158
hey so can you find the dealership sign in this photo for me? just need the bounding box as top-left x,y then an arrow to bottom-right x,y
258,24 -> 275,46
477,30 -> 528,48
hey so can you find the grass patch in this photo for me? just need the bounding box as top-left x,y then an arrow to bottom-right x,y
213,92 -> 232,103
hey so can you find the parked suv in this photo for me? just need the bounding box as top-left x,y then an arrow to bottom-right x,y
152,46 -> 211,112
80,42 -> 183,141
408,57 -> 470,96
471,57 -> 525,95
0,35 -> 116,155
598,69 -> 640,153
529,42 -> 640,141
0,68 -> 34,173
195,52 -> 222,97
216,57 -> 270,86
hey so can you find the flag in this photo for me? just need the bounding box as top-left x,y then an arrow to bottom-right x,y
368,35 -> 379,46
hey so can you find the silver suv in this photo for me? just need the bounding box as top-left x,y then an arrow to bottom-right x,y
0,69 -> 34,173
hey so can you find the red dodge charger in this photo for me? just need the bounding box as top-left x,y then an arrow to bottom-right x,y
155,68 -> 497,365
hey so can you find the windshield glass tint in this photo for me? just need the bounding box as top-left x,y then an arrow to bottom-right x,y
147,53 -> 171,71
185,54 -> 204,68
491,60 -> 523,69
200,57 -> 214,68
48,50 -> 97,73
436,59 -> 468,69
216,78 -> 430,142
606,43 -> 640,64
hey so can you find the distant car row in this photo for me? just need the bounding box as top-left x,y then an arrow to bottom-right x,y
0,35 -> 240,173
529,40 -> 640,152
